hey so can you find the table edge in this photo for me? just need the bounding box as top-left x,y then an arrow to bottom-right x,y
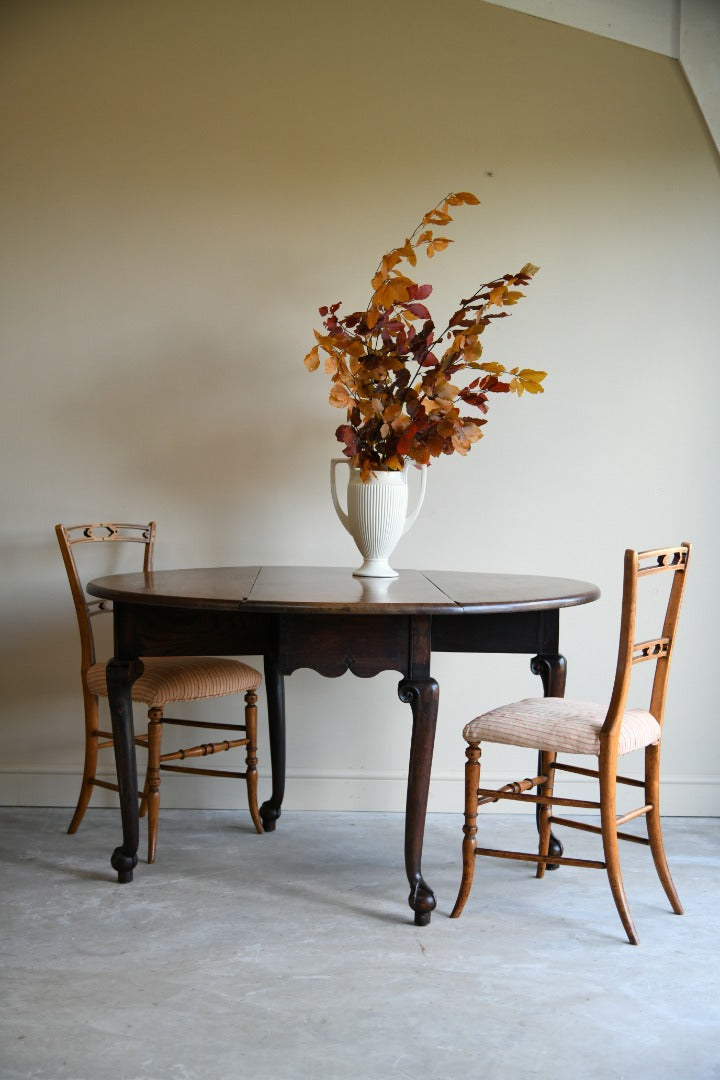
87,566 -> 601,616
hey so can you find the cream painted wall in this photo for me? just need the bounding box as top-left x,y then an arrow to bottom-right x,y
1,0 -> 719,817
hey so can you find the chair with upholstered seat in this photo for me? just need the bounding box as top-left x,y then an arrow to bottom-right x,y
451,542 -> 691,944
56,521 -> 264,862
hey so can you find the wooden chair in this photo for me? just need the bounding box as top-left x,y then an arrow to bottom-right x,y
56,521 -> 264,862
451,542 -> 691,944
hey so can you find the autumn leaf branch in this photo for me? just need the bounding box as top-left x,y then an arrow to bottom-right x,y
304,192 -> 546,480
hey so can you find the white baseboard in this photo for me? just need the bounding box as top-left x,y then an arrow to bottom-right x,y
1,768 -> 718,815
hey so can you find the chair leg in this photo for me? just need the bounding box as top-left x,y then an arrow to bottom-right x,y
67,690 -> 100,834
451,742 -> 481,918
645,743 -> 683,914
244,690 -> 263,834
599,748 -> 638,945
535,750 -> 557,879
138,773 -> 149,819
146,707 -> 163,864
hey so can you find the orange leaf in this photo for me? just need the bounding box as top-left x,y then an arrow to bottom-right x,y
448,191 -> 480,205
426,237 -> 452,258
383,454 -> 404,471
345,339 -> 366,358
394,238 -> 417,267
304,345 -> 320,371
373,275 -> 413,308
460,338 -> 483,363
329,383 -> 350,408
314,330 -> 339,353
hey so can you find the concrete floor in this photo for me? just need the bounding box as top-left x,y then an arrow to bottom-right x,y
1,809 -> 718,1080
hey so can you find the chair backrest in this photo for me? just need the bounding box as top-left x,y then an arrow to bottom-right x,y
55,522 -> 156,673
603,542 -> 691,743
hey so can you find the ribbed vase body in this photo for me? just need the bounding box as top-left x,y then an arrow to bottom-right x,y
346,469 -> 409,577
330,460 -> 426,578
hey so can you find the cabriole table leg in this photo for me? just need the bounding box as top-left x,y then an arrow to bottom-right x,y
106,658 -> 142,883
259,653 -> 285,832
399,676 -> 439,926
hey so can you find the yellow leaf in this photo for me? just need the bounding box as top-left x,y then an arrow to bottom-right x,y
479,361 -> 506,375
517,368 -> 547,394
304,345 -> 320,371
518,368 -> 547,383
520,262 -> 540,277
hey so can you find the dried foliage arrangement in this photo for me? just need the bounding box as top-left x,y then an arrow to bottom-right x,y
304,192 -> 546,481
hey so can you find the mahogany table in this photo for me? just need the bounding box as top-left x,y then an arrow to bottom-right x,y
87,565 -> 600,925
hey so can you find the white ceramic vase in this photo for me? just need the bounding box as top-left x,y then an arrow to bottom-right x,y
330,458 -> 427,577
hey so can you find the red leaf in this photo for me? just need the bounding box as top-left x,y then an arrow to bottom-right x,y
335,424 -> 360,454
404,302 -> 431,319
408,282 -> 433,300
396,424 -> 418,456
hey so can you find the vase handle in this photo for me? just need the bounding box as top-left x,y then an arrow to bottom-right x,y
330,458 -> 352,534
402,464 -> 427,536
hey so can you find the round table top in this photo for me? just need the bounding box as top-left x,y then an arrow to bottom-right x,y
88,565 -> 600,616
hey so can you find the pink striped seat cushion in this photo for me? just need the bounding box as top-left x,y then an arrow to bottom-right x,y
87,656 -> 261,707
463,697 -> 661,757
